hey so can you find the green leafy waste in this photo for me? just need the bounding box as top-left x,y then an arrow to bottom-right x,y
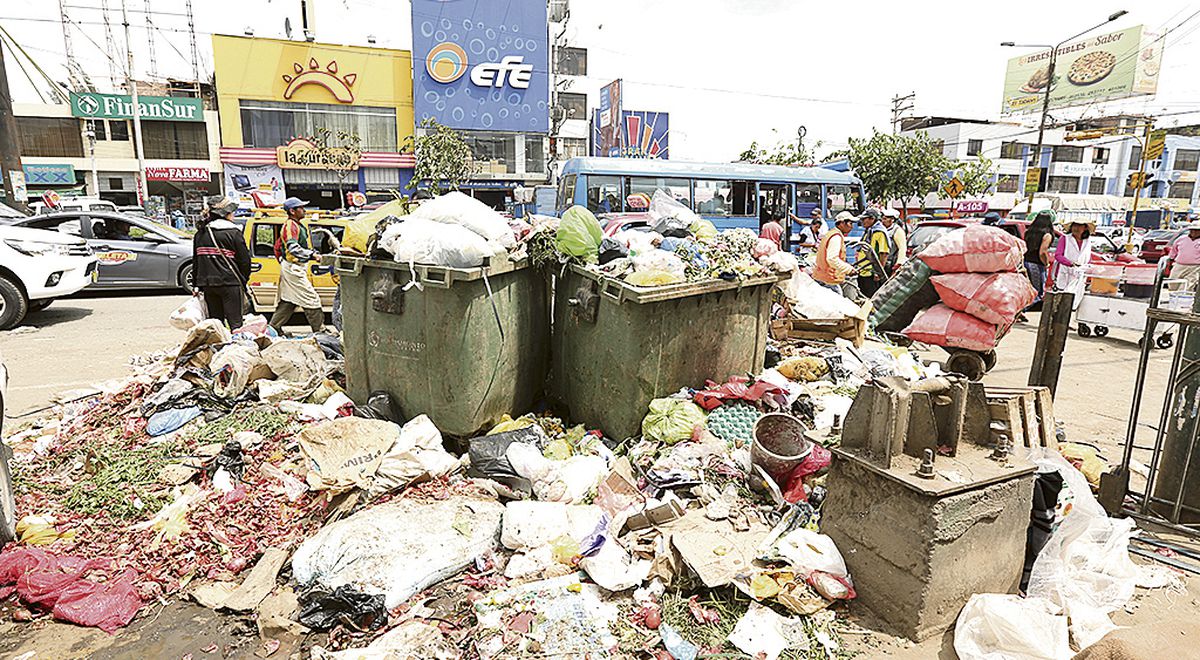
186,406 -> 296,446
64,438 -> 181,520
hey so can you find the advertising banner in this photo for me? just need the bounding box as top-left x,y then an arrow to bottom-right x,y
592,109 -> 669,159
1001,25 -> 1163,115
223,162 -> 286,208
596,80 -> 623,156
411,0 -> 550,132
70,91 -> 204,122
22,164 -> 76,186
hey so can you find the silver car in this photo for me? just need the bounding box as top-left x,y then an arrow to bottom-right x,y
15,211 -> 196,291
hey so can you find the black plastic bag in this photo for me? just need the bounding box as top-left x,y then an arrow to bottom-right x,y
353,391 -> 404,424
312,333 -> 344,360
466,427 -> 546,495
597,237 -> 629,265
298,585 -> 387,632
764,345 -> 782,369
209,440 -> 246,480
1021,470 -> 1064,591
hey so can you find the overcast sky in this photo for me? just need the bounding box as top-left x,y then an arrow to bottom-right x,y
4,0 -> 1200,161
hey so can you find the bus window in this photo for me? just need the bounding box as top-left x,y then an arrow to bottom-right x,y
694,180 -> 732,216
758,184 -> 791,225
796,183 -> 821,212
625,177 -> 692,209
731,181 -> 757,216
557,174 -> 576,213
585,175 -> 622,214
826,184 -> 864,216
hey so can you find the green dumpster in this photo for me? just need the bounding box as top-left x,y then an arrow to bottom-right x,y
333,255 -> 549,436
549,265 -> 783,440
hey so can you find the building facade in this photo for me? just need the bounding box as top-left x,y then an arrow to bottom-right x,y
211,34 -> 415,209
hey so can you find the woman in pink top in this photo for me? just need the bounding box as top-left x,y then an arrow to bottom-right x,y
1050,219 -> 1093,308
1168,221 -> 1200,288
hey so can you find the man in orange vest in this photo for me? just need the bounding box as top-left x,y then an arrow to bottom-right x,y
812,211 -> 857,297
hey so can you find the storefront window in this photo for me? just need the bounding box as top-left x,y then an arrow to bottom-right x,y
525,135 -> 545,175
16,117 -> 84,157
694,180 -> 732,216
240,100 -> 397,151
1048,175 -> 1080,194
464,132 -> 518,175
109,121 -> 130,141
142,121 -> 208,159
626,177 -> 691,208
585,175 -> 621,213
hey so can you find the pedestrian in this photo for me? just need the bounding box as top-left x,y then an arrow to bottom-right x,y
856,208 -> 890,297
760,217 -> 785,249
982,211 -> 1002,226
1050,218 -> 1093,309
269,197 -> 326,335
1023,209 -> 1055,305
192,195 -> 251,332
1167,221 -> 1200,289
812,211 -> 858,297
880,208 -> 907,272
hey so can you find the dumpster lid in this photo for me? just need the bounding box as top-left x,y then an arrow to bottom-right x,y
568,264 -> 787,304
326,253 -> 531,284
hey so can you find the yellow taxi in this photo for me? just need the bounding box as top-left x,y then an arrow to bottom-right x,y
242,209 -> 349,313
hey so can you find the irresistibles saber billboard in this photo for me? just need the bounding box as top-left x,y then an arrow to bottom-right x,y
1000,24 -> 1163,115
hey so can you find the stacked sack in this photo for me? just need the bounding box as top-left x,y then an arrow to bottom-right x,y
899,224 -> 1037,352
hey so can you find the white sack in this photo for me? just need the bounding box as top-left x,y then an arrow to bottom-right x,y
407,190 -> 516,248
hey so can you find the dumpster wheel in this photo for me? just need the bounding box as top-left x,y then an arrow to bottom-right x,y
945,350 -> 987,381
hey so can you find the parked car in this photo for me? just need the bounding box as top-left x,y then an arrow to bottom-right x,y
13,212 -> 195,291
0,203 -> 25,224
29,197 -> 119,215
0,350 -> 12,545
1139,228 -> 1183,264
0,224 -> 97,329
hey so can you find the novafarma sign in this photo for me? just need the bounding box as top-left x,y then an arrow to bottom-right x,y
70,92 -> 204,122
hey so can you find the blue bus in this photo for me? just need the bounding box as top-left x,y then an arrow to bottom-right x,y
555,157 -> 867,244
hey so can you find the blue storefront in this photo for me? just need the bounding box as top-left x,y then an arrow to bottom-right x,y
410,0 -> 551,208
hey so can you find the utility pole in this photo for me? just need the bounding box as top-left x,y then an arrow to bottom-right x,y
890,92 -> 914,134
184,0 -> 201,94
0,39 -> 26,211
100,0 -> 119,90
1128,121 -> 1154,235
143,0 -> 159,80
121,0 -> 147,206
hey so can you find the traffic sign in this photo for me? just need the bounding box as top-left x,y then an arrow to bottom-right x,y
944,177 -> 965,198
1025,168 -> 1042,194
1146,129 -> 1166,160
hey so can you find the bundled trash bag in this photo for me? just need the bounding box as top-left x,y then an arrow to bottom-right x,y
918,224 -> 1023,273
169,296 -> 205,331
869,258 -> 940,332
556,206 -> 603,262
953,594 -> 1070,660
378,217 -> 506,268
597,237 -> 629,265
353,390 -> 404,424
649,190 -> 701,238
466,426 -> 548,495
210,343 -> 273,399
932,272 -> 1037,326
407,190 -> 516,248
298,585 -> 387,632
641,398 -> 707,445
903,303 -> 1000,352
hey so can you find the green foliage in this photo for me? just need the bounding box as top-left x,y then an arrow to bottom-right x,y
845,129 -> 952,208
956,155 -> 996,197
403,117 -> 472,193
738,129 -> 822,166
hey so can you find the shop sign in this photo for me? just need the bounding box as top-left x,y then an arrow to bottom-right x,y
22,163 -> 75,185
411,0 -> 549,132
9,171 -> 27,202
1001,25 -> 1163,115
275,137 -> 360,170
1025,168 -> 1043,194
145,166 -> 210,182
70,91 -> 203,122
282,58 -> 358,103
1058,163 -> 1104,177
956,200 -> 989,214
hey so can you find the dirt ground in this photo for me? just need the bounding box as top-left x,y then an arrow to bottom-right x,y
2,305 -> 1200,658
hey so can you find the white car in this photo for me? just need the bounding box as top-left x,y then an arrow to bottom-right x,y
0,225 -> 98,329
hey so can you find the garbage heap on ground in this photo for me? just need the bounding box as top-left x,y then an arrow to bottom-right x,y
870,223 -> 1037,353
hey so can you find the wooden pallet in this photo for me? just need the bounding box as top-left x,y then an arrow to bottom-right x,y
770,302 -> 871,347
984,386 -> 1057,449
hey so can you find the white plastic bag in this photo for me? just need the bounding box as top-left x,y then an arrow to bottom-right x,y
209,342 -> 272,399
953,594 -> 1071,660
506,443 -> 608,504
649,189 -> 703,235
170,296 -> 206,330
772,528 -> 849,578
407,191 -> 516,248
370,415 -> 459,495
379,217 -> 505,268
630,250 -> 686,280
783,270 -> 861,319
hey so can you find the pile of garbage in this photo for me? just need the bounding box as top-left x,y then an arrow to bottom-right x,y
870,224 -> 1037,352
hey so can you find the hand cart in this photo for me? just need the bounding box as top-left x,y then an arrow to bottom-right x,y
1076,261 -> 1181,348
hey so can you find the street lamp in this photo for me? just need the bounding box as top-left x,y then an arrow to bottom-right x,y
1002,10 -> 1128,215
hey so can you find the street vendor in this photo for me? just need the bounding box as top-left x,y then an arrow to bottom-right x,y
790,207 -> 823,257
1167,221 -> 1200,289
856,208 -> 890,297
760,217 -> 785,249
813,211 -> 858,297
880,208 -> 907,272
269,197 -> 326,336
1050,218 -> 1093,308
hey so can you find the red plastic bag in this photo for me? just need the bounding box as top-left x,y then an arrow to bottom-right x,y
917,224 -> 1023,273
693,376 -> 787,411
782,443 -> 832,504
931,272 -> 1037,325
52,570 -> 142,633
903,303 -> 1000,352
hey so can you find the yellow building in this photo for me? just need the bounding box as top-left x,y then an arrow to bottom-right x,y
211,34 -> 415,208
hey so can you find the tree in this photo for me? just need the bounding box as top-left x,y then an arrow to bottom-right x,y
737,129 -> 822,166
843,130 -> 953,209
955,156 -> 996,197
309,127 -> 362,208
403,117 -> 472,194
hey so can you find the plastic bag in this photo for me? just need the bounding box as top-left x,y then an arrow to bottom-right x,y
781,270 -> 860,319
379,217 -> 506,268
342,200 -> 408,254
869,258 -> 940,332
556,205 -> 603,262
691,218 -> 718,241
370,414 -> 458,496
627,270 -> 683,286
170,296 -> 205,330
467,427 -> 548,494
903,303 -> 1000,352
631,250 -> 686,280
918,224 -> 1023,273
642,398 -> 707,445
407,190 -> 516,248
598,237 -> 629,265
772,528 -> 848,578
753,237 -> 779,259
353,390 -> 404,424
146,406 -> 202,436
649,190 -> 702,238
298,585 -> 387,632
210,342 -> 273,399
953,593 -> 1071,660
932,272 -> 1037,326
506,443 -> 607,504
